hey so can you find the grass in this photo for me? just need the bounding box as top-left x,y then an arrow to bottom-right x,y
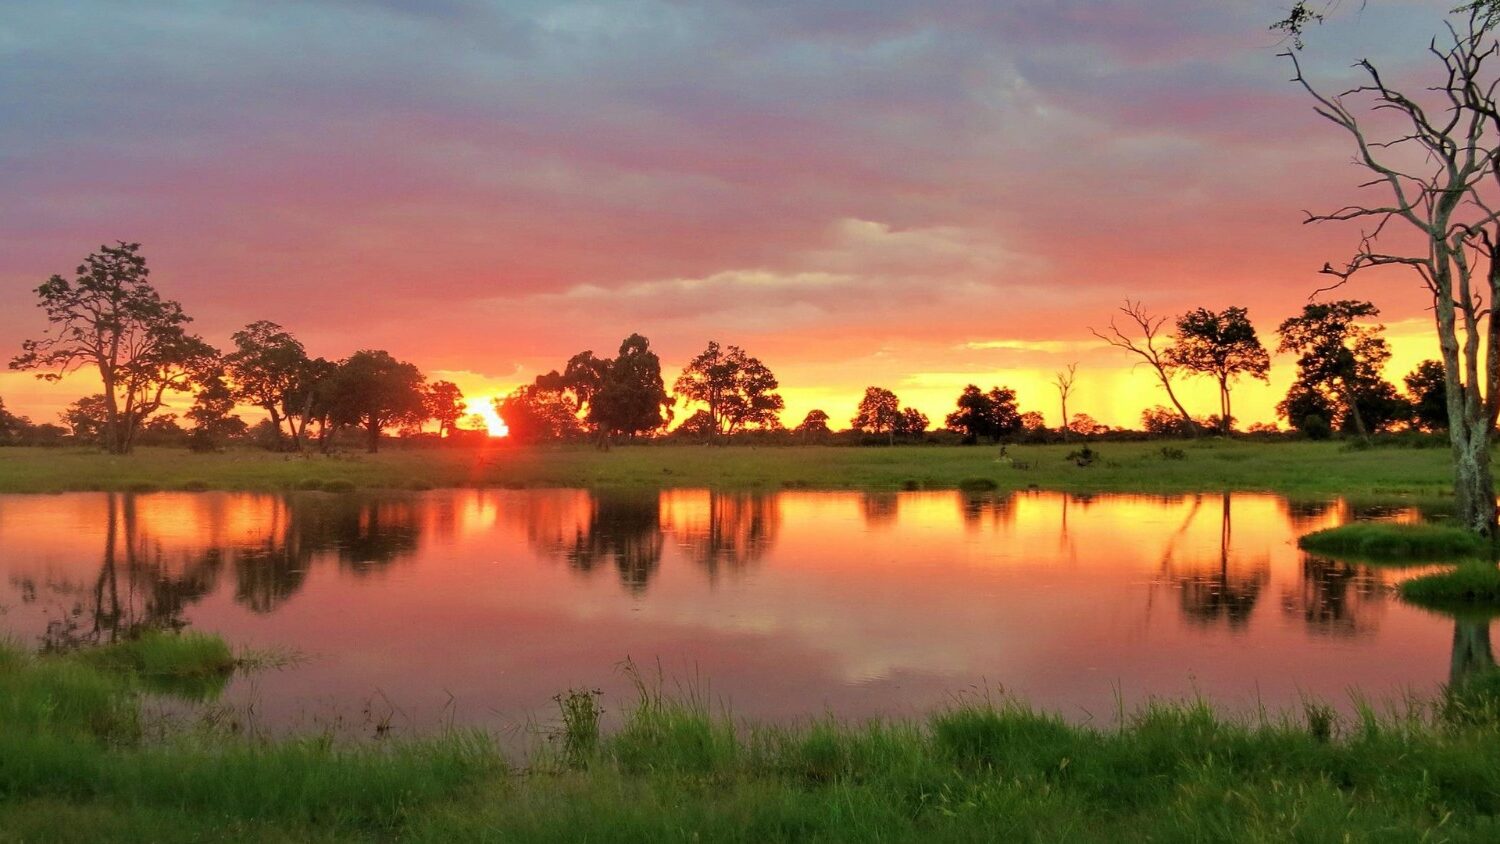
6,636 -> 1500,840
0,440 -> 1472,498
1298,521 -> 1492,560
1400,563 -> 1500,607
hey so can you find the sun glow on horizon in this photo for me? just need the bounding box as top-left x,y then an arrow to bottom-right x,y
469,396 -> 509,438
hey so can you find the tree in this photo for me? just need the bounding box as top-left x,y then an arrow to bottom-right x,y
1053,363 -> 1078,442
895,407 -> 929,440
589,334 -> 673,443
425,380 -> 467,438
851,387 -> 902,444
224,321 -> 308,447
497,384 -> 584,443
1405,360 -> 1450,433
325,350 -> 428,453
1276,301 -> 1398,443
1067,413 -> 1107,437
60,395 -> 110,443
1286,16 -> 1500,533
186,373 -> 247,452
795,409 -> 831,441
1165,307 -> 1270,435
10,242 -> 218,453
0,398 -> 30,446
1142,405 -> 1196,437
946,385 -> 1022,444
1091,301 -> 1196,433
673,341 -> 784,439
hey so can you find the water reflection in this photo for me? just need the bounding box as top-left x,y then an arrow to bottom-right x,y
0,488 -> 1473,732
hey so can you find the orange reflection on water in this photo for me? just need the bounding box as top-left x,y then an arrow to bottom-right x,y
0,489 -> 1477,737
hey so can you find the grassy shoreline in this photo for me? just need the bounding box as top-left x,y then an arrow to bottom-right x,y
0,440 -> 1469,498
3,633 -> 1500,841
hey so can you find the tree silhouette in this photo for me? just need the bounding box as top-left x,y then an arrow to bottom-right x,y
424,380 -> 467,438
224,321 -> 309,448
851,386 -> 902,444
1053,364 -> 1078,441
11,242 -> 217,453
673,341 -> 784,440
1277,301 -> 1404,441
945,384 -> 1022,444
497,384 -> 584,442
589,334 -> 673,444
795,409 -> 832,442
1091,301 -> 1195,433
1166,307 -> 1270,435
325,350 -> 428,453
1405,360 -> 1450,433
185,370 -> 247,451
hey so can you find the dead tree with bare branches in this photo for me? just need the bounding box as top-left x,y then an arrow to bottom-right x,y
1287,13 -> 1500,535
1053,362 -> 1077,440
1090,301 -> 1197,435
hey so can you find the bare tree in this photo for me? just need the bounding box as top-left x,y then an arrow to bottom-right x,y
1286,14 -> 1500,534
1090,301 -> 1197,434
1053,362 -> 1077,441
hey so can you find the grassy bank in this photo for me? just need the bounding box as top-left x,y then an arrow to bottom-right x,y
0,440 -> 1467,498
4,634 -> 1500,841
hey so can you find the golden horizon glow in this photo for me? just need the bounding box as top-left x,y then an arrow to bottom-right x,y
468,396 -> 510,438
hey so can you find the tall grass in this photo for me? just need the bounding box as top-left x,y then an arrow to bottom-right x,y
1400,563 -> 1500,606
5,635 -> 1500,840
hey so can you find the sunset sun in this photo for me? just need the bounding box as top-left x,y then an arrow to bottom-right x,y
470,398 -> 509,438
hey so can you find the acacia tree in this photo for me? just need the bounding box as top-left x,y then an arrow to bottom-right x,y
1165,307 -> 1270,435
1091,301 -> 1196,434
946,384 -> 1023,444
673,341 -> 784,440
10,242 -> 217,454
224,321 -> 308,448
1288,20 -> 1500,532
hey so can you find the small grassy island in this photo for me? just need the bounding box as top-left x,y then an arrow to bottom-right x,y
1297,522 -> 1492,560
3,631 -> 1500,841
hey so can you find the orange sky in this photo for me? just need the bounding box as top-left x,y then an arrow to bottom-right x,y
0,2 -> 1464,431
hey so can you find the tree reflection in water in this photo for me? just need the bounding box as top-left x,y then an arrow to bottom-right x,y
1280,556 -> 1384,637
1158,493 -> 1270,630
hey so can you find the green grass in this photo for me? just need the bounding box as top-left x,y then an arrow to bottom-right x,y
1298,522 -> 1492,560
1400,563 -> 1500,607
6,636 -> 1500,841
0,440 -> 1471,498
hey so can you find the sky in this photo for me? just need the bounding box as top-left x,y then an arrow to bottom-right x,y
0,0 -> 1464,431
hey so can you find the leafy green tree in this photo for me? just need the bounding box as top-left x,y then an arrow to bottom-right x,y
325,351 -> 428,453
852,387 -> 902,444
1166,307 -> 1270,434
673,341 -> 784,439
589,334 -> 673,443
224,321 -> 308,447
10,242 -> 218,453
424,380 -> 467,438
1276,301 -> 1399,442
1405,360 -> 1449,433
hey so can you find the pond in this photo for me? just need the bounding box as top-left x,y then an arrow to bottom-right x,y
0,489 -> 1484,740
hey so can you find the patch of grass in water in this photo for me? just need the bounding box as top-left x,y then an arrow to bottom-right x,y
1400,563 -> 1500,607
1297,522 -> 1488,560
75,631 -> 237,701
956,477 -> 999,492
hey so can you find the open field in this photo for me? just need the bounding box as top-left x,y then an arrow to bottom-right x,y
0,440 -> 1470,498
3,633 -> 1500,842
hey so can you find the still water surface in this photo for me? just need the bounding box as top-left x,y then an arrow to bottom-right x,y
0,489 -> 1484,736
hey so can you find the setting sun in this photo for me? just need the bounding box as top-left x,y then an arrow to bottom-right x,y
469,397 -> 509,438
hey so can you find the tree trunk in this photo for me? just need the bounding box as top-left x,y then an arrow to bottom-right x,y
1451,417 -> 1497,536
366,418 -> 380,453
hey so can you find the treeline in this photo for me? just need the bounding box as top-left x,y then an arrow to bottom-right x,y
0,243 -> 1460,453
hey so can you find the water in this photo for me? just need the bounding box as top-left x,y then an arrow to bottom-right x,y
0,489 -> 1483,738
